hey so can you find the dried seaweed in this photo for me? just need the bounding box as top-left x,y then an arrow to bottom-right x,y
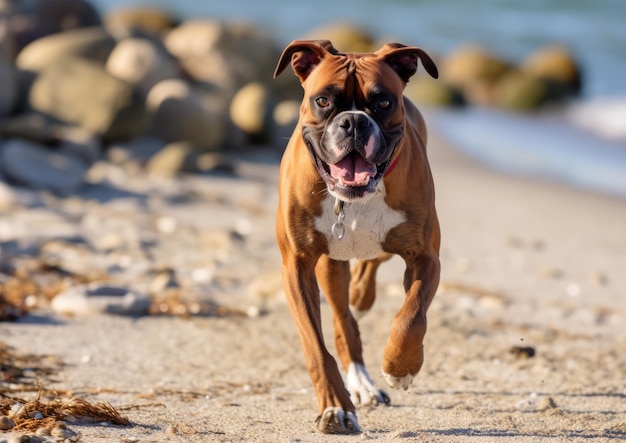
1,343 -> 129,435
2,387 -> 129,433
0,342 -> 62,388
149,288 -> 248,318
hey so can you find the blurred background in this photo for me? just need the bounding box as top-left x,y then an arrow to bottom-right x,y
1,0 -> 625,197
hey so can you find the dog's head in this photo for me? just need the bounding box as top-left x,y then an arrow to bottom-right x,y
274,39 -> 438,202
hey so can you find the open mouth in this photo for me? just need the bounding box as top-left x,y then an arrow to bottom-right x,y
313,150 -> 387,200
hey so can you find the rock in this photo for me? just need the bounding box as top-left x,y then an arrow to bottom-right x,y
51,283 -> 151,316
230,82 -> 274,141
404,76 -> 466,107
16,26 -> 116,73
271,100 -> 300,146
164,20 -> 279,94
106,136 -> 166,168
0,181 -> 18,213
0,115 -> 102,163
0,54 -> 18,116
0,415 -> 15,430
0,113 -> 60,144
106,37 -> 181,95
440,45 -> 514,106
29,57 -> 150,141
145,142 -> 198,176
493,70 -> 553,111
302,22 -> 376,53
146,79 -> 227,150
522,45 -> 582,96
0,0 -> 102,59
0,139 -> 88,194
104,6 -> 180,37
57,125 -> 103,165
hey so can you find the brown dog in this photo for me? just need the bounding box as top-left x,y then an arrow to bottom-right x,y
274,39 -> 441,434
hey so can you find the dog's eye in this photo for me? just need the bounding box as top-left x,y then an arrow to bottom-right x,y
316,97 -> 330,108
377,99 -> 391,110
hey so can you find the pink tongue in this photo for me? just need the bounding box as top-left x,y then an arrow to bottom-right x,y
329,154 -> 377,186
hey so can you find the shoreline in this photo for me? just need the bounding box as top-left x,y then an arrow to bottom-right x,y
429,105 -> 626,200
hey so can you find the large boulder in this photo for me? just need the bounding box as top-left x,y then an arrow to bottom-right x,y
106,37 -> 181,95
104,6 -> 180,37
16,26 -> 116,73
521,45 -> 582,97
0,54 -> 18,116
146,79 -> 228,151
301,22 -> 376,53
0,0 -> 101,59
0,139 -> 88,194
164,20 -> 280,96
229,82 -> 274,142
404,76 -> 466,108
29,57 -> 150,141
493,70 -> 553,111
440,45 -> 514,106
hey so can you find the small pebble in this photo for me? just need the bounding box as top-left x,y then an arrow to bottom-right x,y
590,272 -> 609,286
50,427 -> 70,439
565,283 -> 581,297
247,305 -> 261,318
166,424 -> 178,436
9,403 -> 24,418
539,396 -> 558,410
509,345 -> 536,359
0,415 -> 15,430
36,427 -> 51,436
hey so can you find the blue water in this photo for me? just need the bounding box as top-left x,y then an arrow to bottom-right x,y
92,0 -> 626,197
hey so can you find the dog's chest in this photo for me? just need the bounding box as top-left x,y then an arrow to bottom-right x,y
314,185 -> 406,261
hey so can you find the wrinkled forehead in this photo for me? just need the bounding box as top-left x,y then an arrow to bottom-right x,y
304,53 -> 404,100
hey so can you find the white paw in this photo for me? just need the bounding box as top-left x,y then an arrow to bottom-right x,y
382,371 -> 415,390
316,407 -> 361,434
347,363 -> 390,405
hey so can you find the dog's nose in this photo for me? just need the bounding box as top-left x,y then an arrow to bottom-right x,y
339,113 -> 371,136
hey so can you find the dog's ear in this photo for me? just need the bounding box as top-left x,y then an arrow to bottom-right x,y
274,40 -> 339,82
379,43 -> 439,82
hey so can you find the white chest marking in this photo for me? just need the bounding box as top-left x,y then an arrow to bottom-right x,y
314,184 -> 406,261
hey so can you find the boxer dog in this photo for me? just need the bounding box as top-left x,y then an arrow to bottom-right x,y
274,39 -> 441,434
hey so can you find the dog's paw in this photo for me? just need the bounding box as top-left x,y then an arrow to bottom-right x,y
348,363 -> 391,406
382,371 -> 415,390
316,407 -> 361,434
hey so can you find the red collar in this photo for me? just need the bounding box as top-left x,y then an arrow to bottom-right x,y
383,148 -> 402,177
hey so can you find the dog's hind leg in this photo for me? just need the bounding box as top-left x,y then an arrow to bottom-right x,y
348,253 -> 393,320
316,255 -> 390,407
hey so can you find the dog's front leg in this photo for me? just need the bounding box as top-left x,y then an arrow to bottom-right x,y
381,250 -> 440,390
281,255 -> 360,434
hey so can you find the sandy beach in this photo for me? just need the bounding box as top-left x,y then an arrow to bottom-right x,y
2,119 -> 626,442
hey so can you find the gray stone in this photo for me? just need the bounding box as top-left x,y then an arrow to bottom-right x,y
0,139 -> 87,194
0,0 -> 102,59
51,283 -> 151,316
164,20 -> 279,94
106,37 -> 180,95
230,82 -> 274,141
146,142 -> 198,176
0,54 -> 18,116
104,5 -> 179,37
0,180 -> 17,213
16,26 -> 116,73
29,57 -> 150,141
146,79 -> 227,150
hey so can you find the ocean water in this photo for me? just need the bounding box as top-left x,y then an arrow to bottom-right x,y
92,0 -> 626,197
